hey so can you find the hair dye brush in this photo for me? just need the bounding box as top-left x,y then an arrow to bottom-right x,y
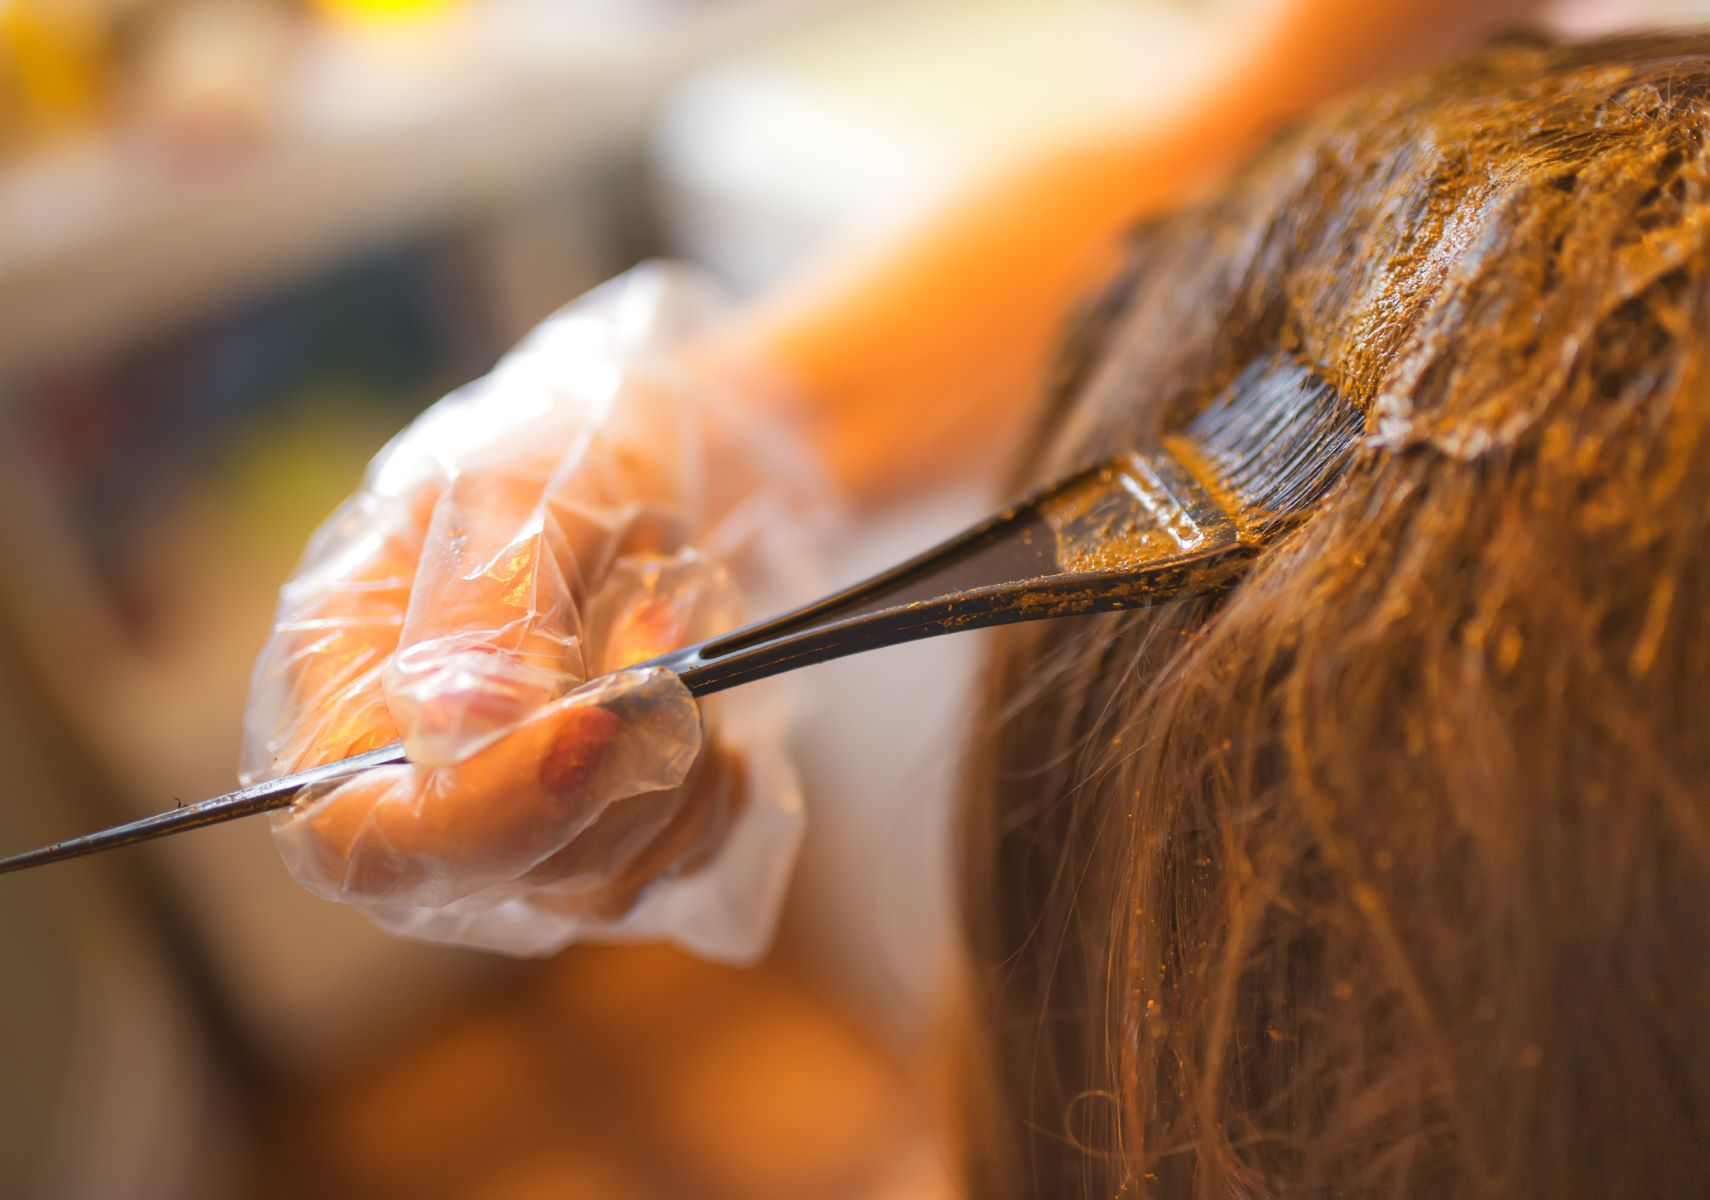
0,357 -> 1360,874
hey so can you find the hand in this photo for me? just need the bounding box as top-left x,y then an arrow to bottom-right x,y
241,264 -> 825,960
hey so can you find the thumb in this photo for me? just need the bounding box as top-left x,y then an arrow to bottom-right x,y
275,667 -> 704,909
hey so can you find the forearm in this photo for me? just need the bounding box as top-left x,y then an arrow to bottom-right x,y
728,118 -> 1228,500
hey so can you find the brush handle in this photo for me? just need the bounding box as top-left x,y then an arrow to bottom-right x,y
662,536 -> 1237,697
0,743 -> 411,874
658,449 -> 1252,693
0,460 -> 1249,875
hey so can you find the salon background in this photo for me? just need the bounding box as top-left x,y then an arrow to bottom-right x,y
0,2 -> 1704,1198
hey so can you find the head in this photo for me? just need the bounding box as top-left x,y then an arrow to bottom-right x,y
962,32 -> 1710,1198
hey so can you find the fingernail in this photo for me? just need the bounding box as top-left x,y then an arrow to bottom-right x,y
539,705 -> 626,797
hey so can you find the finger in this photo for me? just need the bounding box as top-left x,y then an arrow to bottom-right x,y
386,466 -> 587,765
584,550 -> 747,675
523,740 -> 748,921
273,668 -> 702,908
386,447 -> 721,765
242,485 -> 437,781
535,370 -> 705,577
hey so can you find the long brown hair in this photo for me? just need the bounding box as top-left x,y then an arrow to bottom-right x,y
961,32 -> 1710,1198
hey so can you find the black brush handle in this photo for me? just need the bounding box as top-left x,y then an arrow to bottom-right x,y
0,743 -> 411,874
0,459 -> 1248,875
662,548 -> 1237,695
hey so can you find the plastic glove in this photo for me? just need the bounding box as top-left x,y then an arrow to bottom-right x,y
240,263 -> 827,962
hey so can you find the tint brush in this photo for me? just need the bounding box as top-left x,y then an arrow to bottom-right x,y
0,356 -> 1362,874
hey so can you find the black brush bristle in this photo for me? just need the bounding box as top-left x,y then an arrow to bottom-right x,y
1172,356 -> 1364,532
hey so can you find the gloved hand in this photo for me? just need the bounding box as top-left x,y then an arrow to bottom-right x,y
240,264 -> 827,961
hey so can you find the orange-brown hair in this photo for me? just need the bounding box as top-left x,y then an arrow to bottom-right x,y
962,32 -> 1710,1198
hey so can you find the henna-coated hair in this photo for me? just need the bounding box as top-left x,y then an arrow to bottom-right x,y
962,32 -> 1710,1198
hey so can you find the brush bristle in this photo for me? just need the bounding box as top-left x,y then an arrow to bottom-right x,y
1172,356 -> 1363,530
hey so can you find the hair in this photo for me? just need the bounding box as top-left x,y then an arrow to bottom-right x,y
960,32 -> 1710,1199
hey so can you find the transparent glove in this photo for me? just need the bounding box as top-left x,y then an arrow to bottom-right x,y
240,263 -> 827,962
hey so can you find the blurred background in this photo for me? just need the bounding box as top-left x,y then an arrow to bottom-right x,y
0,1 -> 1706,1197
